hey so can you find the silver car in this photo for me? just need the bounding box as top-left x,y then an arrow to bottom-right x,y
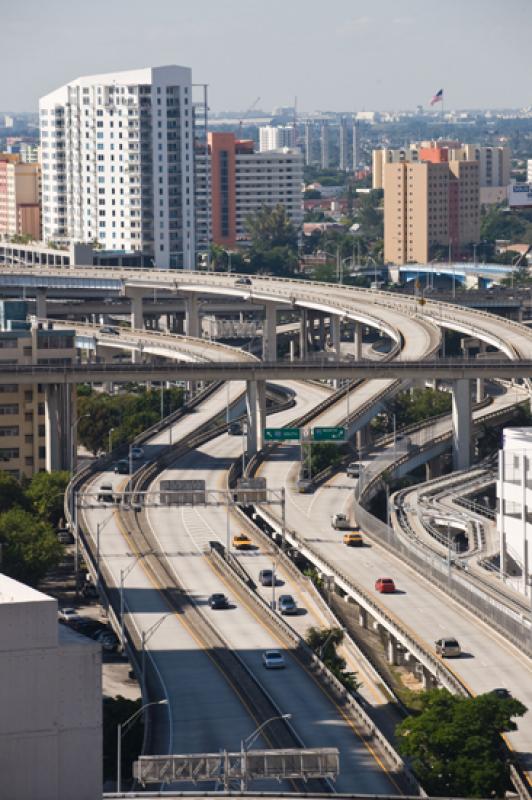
435,637 -> 461,658
262,650 -> 286,669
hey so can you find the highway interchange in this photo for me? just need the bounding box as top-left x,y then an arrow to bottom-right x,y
1,265 -> 531,794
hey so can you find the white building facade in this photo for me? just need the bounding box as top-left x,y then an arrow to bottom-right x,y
497,427 -> 532,596
39,65 -> 196,269
235,147 -> 304,239
0,575 -> 101,799
259,125 -> 296,152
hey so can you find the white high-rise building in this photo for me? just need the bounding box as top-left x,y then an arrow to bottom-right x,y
259,125 -> 296,152
39,65 -> 196,269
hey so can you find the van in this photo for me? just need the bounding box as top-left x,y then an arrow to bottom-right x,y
98,483 -> 114,503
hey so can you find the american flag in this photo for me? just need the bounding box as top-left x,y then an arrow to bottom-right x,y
430,89 -> 443,106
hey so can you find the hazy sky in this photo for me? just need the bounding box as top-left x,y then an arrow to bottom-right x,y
2,0 -> 531,113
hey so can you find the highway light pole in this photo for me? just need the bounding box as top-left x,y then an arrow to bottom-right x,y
119,556 -> 142,650
239,713 -> 292,791
108,427 -> 115,454
117,699 -> 168,793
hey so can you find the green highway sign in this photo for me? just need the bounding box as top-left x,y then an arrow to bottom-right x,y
264,427 -> 301,442
312,426 -> 345,442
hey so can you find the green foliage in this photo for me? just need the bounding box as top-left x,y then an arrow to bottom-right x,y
26,470 -> 70,527
396,688 -> 526,797
245,204 -> 298,251
0,507 -> 62,586
77,386 -> 183,455
356,190 -> 384,239
480,205 -> 529,244
305,626 -> 360,692
308,442 -> 344,474
371,388 -> 452,435
103,696 -> 144,783
0,472 -> 29,513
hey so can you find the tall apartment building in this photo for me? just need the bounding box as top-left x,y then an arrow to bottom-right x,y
384,145 -> 480,265
0,303 -> 76,478
304,122 -> 314,166
0,153 -> 40,240
208,133 -> 303,248
320,122 -> 330,169
374,141 -> 510,196
259,125 -> 296,152
39,65 -> 196,269
339,118 -> 349,172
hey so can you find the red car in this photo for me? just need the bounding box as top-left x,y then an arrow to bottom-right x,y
375,577 -> 396,594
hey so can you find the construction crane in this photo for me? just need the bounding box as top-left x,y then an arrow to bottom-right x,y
238,97 -> 260,137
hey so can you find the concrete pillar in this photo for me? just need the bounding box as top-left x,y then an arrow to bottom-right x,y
45,384 -> 75,472
358,607 -> 368,629
126,287 -> 145,331
262,303 -> 277,362
476,341 -> 486,402
421,665 -> 434,690
425,456 -> 443,481
299,308 -> 308,360
318,315 -> 326,350
331,315 -> 341,359
35,289 -> 47,320
185,293 -> 200,338
386,635 -> 399,666
452,379 -> 472,471
245,380 -> 266,457
353,321 -> 362,360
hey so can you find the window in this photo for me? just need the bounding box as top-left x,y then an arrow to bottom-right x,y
0,426 -> 19,437
0,448 -> 19,460
0,404 -> 18,415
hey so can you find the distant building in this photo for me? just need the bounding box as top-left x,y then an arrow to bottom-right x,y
259,125 -> 296,152
320,122 -> 330,169
39,65 -> 196,269
383,145 -> 480,265
527,159 -> 532,183
3,114 -> 14,128
304,122 -> 314,166
0,153 -> 40,240
0,573 -> 101,799
497,427 -> 532,597
208,132 -> 303,247
0,304 -> 76,477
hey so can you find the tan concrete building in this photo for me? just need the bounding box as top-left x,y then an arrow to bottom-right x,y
0,154 -> 40,240
383,148 -> 480,265
0,304 -> 76,479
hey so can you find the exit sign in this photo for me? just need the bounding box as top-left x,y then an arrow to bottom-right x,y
312,426 -> 345,442
264,427 -> 301,442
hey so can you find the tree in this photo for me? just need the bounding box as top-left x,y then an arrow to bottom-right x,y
103,696 -> 143,783
396,689 -> 526,798
0,472 -> 29,513
245,204 -> 298,251
0,507 -> 62,586
26,470 -> 70,527
305,627 -> 360,692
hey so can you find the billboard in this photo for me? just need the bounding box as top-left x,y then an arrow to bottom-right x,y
508,183 -> 532,208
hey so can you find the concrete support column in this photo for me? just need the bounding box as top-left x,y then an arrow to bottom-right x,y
245,380 -> 266,458
425,456 -> 443,481
126,287 -> 145,331
299,308 -> 308,360
386,635 -> 399,666
318,315 -> 326,350
331,315 -> 341,359
421,665 -> 435,690
452,379 -> 472,471
185,293 -> 200,339
476,341 -> 486,402
45,383 -> 75,472
353,321 -> 362,360
358,607 -> 368,629
262,303 -> 277,362
35,289 -> 47,320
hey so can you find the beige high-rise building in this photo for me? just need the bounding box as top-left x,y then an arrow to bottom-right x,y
0,153 -> 41,240
383,148 -> 480,265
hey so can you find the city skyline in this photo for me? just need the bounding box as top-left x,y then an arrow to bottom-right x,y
2,0 -> 532,113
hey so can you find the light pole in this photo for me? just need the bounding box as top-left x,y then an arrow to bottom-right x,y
117,699 -> 168,793
119,556 -> 142,650
70,413 -> 89,474
140,613 -> 173,692
108,427 -> 115,455
241,421 -> 247,477
239,713 -> 292,791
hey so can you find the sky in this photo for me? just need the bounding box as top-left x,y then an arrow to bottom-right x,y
2,0 -> 532,114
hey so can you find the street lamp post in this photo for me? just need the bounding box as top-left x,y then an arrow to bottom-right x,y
117,699 -> 168,793
119,556 -> 142,650
239,713 -> 292,791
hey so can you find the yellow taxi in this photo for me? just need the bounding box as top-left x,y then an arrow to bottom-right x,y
233,532 -> 253,550
343,532 -> 363,547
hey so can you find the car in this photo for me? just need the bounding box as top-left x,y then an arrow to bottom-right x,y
208,593 -> 230,609
58,607 -> 81,624
490,688 -> 512,700
331,513 -> 351,530
375,577 -> 396,593
80,582 -> 99,600
262,649 -> 286,669
97,483 -> 114,503
130,446 -> 144,460
296,477 -> 313,493
233,533 -> 252,550
259,569 -> 275,586
435,638 -> 461,658
346,461 -> 361,478
70,618 -> 108,637
114,459 -> 130,475
228,421 -> 242,436
343,532 -> 363,547
235,276 -> 252,287
278,594 -> 298,615
95,629 -> 120,652
57,528 -> 74,545
99,325 -> 120,336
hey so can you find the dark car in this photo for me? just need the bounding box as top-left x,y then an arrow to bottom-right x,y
114,459 -> 130,474
95,628 -> 120,652
278,594 -> 298,615
259,569 -> 275,586
208,593 -> 230,609
490,688 -> 511,700
70,617 -> 108,637
235,276 -> 252,287
228,421 -> 242,436
99,325 -> 120,336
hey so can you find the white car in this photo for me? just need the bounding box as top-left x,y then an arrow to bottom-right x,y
435,637 -> 461,658
130,447 -> 144,460
58,608 -> 81,624
331,513 -> 350,530
262,649 -> 286,669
